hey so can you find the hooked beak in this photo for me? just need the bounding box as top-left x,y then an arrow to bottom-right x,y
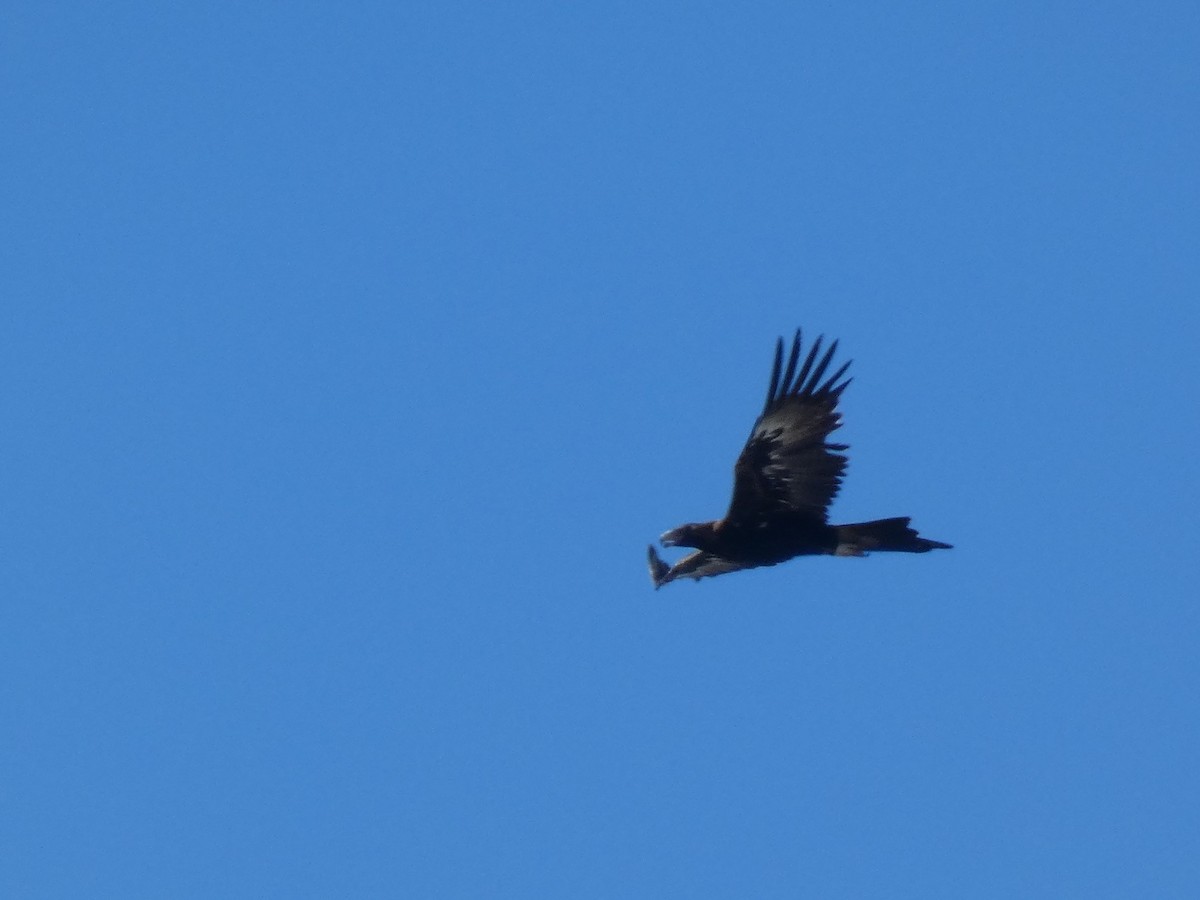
660,529 -> 684,548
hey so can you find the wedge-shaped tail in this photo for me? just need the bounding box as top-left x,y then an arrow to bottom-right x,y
833,516 -> 952,556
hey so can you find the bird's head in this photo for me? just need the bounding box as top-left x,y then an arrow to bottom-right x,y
660,521 -> 718,550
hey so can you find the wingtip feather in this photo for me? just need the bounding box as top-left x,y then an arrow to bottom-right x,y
763,338 -> 784,413
778,331 -> 803,399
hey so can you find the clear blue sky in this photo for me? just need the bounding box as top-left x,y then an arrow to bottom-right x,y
3,2 -> 1198,897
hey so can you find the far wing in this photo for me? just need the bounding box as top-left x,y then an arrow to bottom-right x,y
647,545 -> 749,588
726,330 -> 852,526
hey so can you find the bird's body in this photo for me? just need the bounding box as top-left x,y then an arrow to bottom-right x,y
649,329 -> 951,588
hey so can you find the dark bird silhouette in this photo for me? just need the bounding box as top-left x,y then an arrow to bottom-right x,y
648,329 -> 951,588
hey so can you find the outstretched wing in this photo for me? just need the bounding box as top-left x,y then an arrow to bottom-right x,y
725,330 -> 852,526
647,545 -> 749,588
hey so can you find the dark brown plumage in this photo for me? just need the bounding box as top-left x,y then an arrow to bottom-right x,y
648,329 -> 951,588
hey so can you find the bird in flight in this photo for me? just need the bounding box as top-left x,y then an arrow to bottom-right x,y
648,329 -> 951,588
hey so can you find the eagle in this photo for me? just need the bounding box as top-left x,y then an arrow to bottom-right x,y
648,329 -> 951,588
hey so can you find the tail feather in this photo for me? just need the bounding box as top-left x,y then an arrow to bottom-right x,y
834,516 -> 952,555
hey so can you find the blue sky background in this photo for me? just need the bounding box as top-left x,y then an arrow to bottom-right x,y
3,2 -> 1198,897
